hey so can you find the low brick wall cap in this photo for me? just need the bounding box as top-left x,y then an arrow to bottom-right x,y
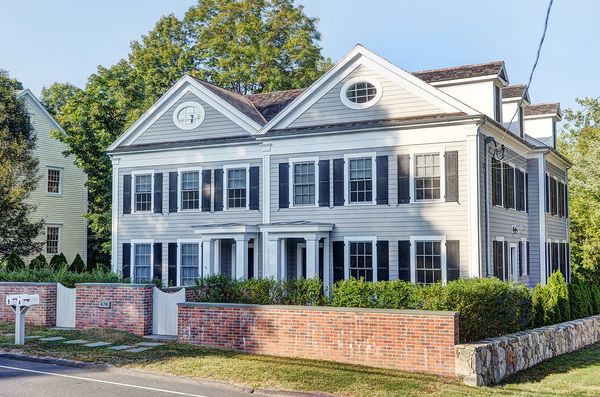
75,283 -> 153,288
0,282 -> 58,286
178,302 -> 459,317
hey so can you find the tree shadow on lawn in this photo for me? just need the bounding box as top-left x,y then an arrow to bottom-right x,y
495,343 -> 600,389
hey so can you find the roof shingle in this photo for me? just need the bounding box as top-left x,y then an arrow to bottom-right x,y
502,84 -> 528,99
412,61 -> 505,83
247,89 -> 305,121
524,103 -> 560,117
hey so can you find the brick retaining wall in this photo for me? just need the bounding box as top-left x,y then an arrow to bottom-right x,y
178,302 -> 460,376
455,315 -> 600,386
0,282 -> 57,327
75,283 -> 153,335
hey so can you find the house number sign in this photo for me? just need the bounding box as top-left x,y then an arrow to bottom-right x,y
98,300 -> 111,309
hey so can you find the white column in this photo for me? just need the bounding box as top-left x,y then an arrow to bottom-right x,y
213,239 -> 220,275
537,154 -> 548,285
279,238 -> 287,281
466,131 -> 482,278
264,237 -> 280,278
202,239 -> 213,276
262,144 -> 272,224
323,236 -> 330,295
235,237 -> 248,280
111,157 -> 120,273
305,236 -> 319,279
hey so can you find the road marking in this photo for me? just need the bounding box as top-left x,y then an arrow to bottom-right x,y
0,364 -> 209,396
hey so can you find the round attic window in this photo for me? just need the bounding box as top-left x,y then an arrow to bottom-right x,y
340,77 -> 383,109
173,101 -> 205,130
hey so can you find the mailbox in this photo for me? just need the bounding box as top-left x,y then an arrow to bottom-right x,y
6,293 -> 40,345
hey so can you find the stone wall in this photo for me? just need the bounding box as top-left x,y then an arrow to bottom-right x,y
178,302 -> 460,376
455,315 -> 600,386
0,282 -> 57,327
75,283 -> 153,335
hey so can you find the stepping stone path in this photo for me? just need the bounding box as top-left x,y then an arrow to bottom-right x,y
127,347 -> 152,353
63,339 -> 88,345
83,341 -> 112,348
40,337 -> 66,342
136,342 -> 163,347
109,345 -> 135,351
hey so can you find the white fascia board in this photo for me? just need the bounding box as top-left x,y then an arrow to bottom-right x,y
258,44 -> 480,135
17,89 -> 67,135
108,75 -> 261,151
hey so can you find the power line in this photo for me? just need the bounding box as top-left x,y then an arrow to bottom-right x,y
497,0 -> 555,151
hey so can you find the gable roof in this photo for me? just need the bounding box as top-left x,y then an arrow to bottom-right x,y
412,61 -> 507,83
502,84 -> 529,100
17,89 -> 66,134
247,89 -> 304,121
524,103 -> 560,117
189,76 -> 266,125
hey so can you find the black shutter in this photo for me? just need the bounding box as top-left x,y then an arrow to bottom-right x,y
123,175 -> 132,214
122,243 -> 131,279
168,242 -> 177,286
518,241 -> 523,277
202,170 -> 211,212
492,158 -> 502,206
504,242 -> 509,280
332,241 -> 345,282
333,158 -> 345,206
318,160 -> 330,207
154,173 -> 163,214
525,172 -> 529,212
526,241 -> 530,276
153,243 -> 162,282
376,155 -> 388,205
566,244 -> 570,283
397,154 -> 410,204
545,174 -> 549,213
278,163 -> 289,209
503,163 -> 509,208
249,166 -> 259,210
492,241 -> 498,278
214,169 -> 223,211
565,184 -> 569,217
398,240 -> 411,281
169,172 -> 178,213
445,151 -> 459,202
376,240 -> 389,281
446,240 -> 460,281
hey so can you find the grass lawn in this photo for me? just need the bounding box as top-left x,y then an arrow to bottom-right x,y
1,322 -> 599,397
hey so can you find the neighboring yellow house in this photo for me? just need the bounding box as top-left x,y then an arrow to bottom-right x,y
18,90 -> 88,264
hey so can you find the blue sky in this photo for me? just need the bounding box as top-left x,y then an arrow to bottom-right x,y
1,0 -> 597,111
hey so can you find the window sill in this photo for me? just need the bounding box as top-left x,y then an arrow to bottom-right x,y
47,193 -> 63,197
344,202 -> 377,207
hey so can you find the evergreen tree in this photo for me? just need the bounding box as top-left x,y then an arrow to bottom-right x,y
0,70 -> 44,259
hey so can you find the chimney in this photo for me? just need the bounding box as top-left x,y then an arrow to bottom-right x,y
523,103 -> 561,149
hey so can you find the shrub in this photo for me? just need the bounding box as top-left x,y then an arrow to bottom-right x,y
592,284 -> 600,315
282,277 -> 325,306
69,254 -> 86,273
545,271 -> 570,324
235,278 -> 275,304
569,280 -> 593,320
0,266 -> 122,288
5,253 -> 25,271
49,253 -> 68,270
531,284 -> 546,327
372,280 -> 419,309
331,278 -> 375,308
195,274 -> 238,302
29,254 -> 48,270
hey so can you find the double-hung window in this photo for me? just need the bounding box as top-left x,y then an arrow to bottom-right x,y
415,241 -> 442,284
290,158 -> 318,206
132,241 -> 152,283
133,173 -> 153,212
46,226 -> 60,254
47,168 -> 62,194
180,170 -> 200,211
179,242 -> 201,286
225,166 -> 248,209
415,153 -> 441,200
346,155 -> 374,204
344,236 -> 377,282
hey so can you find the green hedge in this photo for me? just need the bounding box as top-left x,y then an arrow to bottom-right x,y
331,277 -> 532,342
0,267 -> 123,288
188,274 -> 326,306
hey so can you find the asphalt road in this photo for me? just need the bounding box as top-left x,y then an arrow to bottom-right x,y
0,357 -> 255,397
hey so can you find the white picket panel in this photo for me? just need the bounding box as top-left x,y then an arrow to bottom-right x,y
56,284 -> 76,328
152,287 -> 185,336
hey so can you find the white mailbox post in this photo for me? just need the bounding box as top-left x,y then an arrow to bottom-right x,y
6,294 -> 40,345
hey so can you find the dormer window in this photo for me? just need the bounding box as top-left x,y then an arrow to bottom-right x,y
340,77 -> 383,109
173,101 -> 205,130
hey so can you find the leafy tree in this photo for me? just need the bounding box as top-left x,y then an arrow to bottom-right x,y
49,253 -> 68,269
42,0 -> 330,264
0,70 -> 44,259
559,98 -> 600,282
29,254 -> 48,270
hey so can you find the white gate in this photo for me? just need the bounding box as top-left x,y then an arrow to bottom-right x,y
56,284 -> 76,328
152,287 -> 185,336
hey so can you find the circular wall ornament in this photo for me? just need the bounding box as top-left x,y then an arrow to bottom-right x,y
340,77 -> 383,109
173,101 -> 206,130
